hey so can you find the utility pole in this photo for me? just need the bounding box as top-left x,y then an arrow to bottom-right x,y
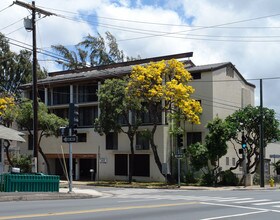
14,1 -> 56,172
260,79 -> 265,187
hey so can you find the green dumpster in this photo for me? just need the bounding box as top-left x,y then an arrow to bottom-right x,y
0,173 -> 60,192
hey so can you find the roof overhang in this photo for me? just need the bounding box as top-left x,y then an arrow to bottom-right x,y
0,125 -> 26,142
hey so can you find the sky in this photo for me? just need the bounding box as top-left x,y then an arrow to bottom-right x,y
1,0 -> 280,118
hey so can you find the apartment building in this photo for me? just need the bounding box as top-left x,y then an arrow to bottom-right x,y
19,52 -> 255,181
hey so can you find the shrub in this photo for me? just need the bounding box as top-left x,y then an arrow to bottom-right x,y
219,170 -> 239,186
200,172 -> 215,186
183,171 -> 198,184
11,155 -> 32,173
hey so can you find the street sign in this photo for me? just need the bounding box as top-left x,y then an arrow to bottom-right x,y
175,154 -> 183,159
62,136 -> 77,143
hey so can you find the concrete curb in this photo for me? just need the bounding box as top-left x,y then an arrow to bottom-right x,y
0,189 -> 101,202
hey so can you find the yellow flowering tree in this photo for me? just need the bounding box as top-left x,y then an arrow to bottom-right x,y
126,59 -> 202,181
0,95 -> 18,166
0,95 -> 17,127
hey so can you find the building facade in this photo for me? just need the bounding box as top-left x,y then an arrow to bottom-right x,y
19,52 -> 255,181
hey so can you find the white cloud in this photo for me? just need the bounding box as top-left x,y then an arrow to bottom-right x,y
0,0 -> 280,114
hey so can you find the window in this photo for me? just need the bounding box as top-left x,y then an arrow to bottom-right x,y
115,154 -> 150,177
226,66 -> 234,78
38,89 -> 45,102
53,108 -> 68,120
226,157 -> 229,166
53,86 -> 70,105
232,158 -> 236,166
139,103 -> 162,125
186,132 -> 202,146
28,135 -> 33,150
106,132 -> 118,150
190,72 -> 201,80
115,154 -> 128,176
136,132 -> 150,150
78,84 -> 98,103
77,133 -> 87,142
79,106 -> 98,127
130,154 -> 150,177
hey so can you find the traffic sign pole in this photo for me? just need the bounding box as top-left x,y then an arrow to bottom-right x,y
69,128 -> 73,193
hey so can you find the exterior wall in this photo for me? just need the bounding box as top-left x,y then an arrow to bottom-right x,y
32,124 -> 169,182
182,66 -> 255,176
265,142 -> 280,176
17,61 -> 256,181
186,70 -> 214,136
212,67 -> 254,174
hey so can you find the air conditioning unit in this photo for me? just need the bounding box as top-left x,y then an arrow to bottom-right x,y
136,145 -> 143,150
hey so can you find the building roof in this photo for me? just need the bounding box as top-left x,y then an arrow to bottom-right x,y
19,53 -> 255,89
0,125 -> 25,142
188,62 -> 255,88
188,62 -> 230,72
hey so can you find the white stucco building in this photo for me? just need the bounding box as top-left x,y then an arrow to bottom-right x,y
18,52 -> 255,181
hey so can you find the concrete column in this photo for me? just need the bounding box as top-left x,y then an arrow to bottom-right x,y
44,87 -> 48,105
75,158 -> 80,180
70,85 -> 73,103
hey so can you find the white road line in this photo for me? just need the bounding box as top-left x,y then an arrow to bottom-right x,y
201,201 -> 280,213
234,199 -> 270,204
218,198 -> 253,202
118,198 -> 162,203
201,201 -> 269,211
200,210 -> 268,220
254,201 -> 280,206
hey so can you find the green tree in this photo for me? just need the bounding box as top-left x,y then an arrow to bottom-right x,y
126,59 -> 202,182
226,105 -> 280,174
187,118 -> 230,182
187,142 -> 208,171
205,117 -> 232,169
15,99 -> 68,174
0,33 -> 47,96
52,32 -> 136,70
79,32 -> 124,66
94,78 -> 143,183
51,44 -> 88,70
204,117 -> 233,185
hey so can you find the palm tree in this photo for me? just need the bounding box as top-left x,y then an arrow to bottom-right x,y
52,32 -> 134,70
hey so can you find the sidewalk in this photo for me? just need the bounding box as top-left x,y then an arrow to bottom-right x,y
0,186 -> 102,202
0,182 -> 279,202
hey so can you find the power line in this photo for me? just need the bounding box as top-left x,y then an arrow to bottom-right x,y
38,5 -> 280,30
0,17 -> 24,31
0,3 -> 13,14
50,12 -> 280,43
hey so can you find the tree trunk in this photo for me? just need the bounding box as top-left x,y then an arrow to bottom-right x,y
150,126 -> 175,184
5,147 -> 14,168
39,146 -> 50,174
128,135 -> 134,184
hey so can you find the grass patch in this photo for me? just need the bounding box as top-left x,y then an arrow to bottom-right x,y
87,181 -> 177,188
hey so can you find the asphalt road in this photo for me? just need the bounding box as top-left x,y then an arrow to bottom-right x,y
1,188 -> 280,220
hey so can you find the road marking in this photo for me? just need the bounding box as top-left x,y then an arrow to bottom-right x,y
218,197 -> 253,202
201,201 -> 269,212
118,198 -> 162,203
0,202 -> 198,220
200,210 -> 268,220
234,199 -> 270,204
253,201 -> 280,206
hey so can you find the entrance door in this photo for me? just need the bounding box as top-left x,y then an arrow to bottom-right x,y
80,158 -> 96,180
